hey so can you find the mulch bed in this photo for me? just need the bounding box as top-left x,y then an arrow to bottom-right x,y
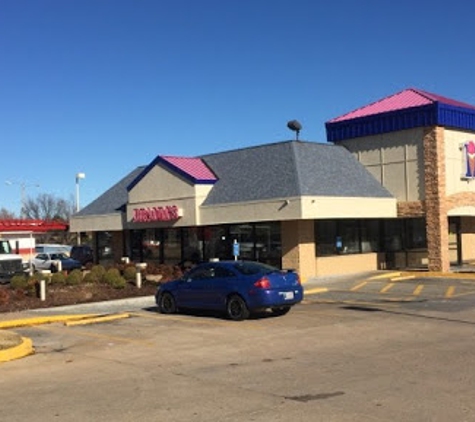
0,281 -> 158,313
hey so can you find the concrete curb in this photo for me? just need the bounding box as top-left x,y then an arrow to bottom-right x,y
0,314 -> 99,329
0,332 -> 34,363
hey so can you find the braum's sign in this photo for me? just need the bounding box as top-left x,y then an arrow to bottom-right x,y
132,205 -> 181,222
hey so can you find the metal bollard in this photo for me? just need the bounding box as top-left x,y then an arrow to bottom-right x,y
38,270 -> 51,301
135,263 -> 147,289
55,259 -> 62,272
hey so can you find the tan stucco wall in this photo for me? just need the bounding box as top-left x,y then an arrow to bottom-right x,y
339,128 -> 425,202
200,196 -> 397,226
70,214 -> 124,232
444,128 -> 475,196
281,220 -> 316,282
316,253 -> 382,276
128,164 -> 195,203
126,164 -> 213,227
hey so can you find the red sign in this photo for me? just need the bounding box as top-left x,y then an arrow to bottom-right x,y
132,205 -> 181,223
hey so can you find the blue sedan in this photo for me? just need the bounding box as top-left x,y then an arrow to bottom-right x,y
155,260 -> 303,320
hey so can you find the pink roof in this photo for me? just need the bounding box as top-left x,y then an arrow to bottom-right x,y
161,156 -> 217,181
329,88 -> 475,123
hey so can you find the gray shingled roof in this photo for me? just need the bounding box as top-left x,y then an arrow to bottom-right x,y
75,166 -> 146,217
75,141 -> 393,217
200,141 -> 393,205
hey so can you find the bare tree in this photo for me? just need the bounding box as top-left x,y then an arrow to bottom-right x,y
22,193 -> 74,221
0,208 -> 17,219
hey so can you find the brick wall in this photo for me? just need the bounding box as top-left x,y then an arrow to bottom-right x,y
423,126 -> 450,272
397,201 -> 426,217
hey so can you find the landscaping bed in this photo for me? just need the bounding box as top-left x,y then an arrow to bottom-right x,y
0,263 -> 182,313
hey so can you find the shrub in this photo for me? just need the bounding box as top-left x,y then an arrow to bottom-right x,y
66,269 -> 83,286
10,275 -> 29,290
103,268 -> 126,289
51,272 -> 66,285
123,266 -> 137,281
89,265 -> 106,282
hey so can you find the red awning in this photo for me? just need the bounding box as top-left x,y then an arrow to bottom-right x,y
0,219 -> 68,233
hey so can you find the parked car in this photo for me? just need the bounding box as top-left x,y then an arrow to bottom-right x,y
35,244 -> 72,255
32,253 -> 82,273
155,260 -> 303,321
70,245 -> 94,266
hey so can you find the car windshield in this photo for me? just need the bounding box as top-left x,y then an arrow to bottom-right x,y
232,261 -> 279,275
50,253 -> 68,260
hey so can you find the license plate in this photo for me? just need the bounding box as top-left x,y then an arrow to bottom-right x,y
282,291 -> 294,300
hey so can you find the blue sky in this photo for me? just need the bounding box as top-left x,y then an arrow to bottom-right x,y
2,0 -> 475,215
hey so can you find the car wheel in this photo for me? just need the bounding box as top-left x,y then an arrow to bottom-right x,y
271,306 -> 291,316
158,292 -> 177,314
226,294 -> 250,321
50,264 -> 57,273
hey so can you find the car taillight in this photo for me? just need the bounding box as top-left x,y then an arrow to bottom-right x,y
254,277 -> 271,289
296,274 -> 301,285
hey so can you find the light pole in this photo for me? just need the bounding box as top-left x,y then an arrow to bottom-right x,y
75,172 -> 86,212
5,180 -> 39,218
75,172 -> 85,245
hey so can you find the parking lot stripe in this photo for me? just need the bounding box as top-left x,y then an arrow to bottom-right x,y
391,275 -> 416,282
380,283 -> 395,294
368,272 -> 401,280
413,285 -> 424,296
305,287 -> 329,295
351,281 -> 368,291
445,286 -> 455,298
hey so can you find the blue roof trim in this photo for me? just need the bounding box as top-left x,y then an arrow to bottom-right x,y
127,156 -> 217,191
326,103 -> 475,142
326,104 -> 437,142
437,103 -> 475,130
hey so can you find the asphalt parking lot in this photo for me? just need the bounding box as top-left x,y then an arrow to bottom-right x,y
2,271 -> 475,421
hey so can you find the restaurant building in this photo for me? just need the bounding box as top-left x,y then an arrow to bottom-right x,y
70,88 -> 475,279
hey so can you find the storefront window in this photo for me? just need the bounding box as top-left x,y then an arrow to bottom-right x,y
97,231 -> 113,260
163,228 -> 181,264
229,224 -> 254,261
383,220 -> 403,252
182,227 -> 203,266
316,221 -> 337,256
143,228 -> 162,260
361,220 -> 380,252
340,220 -> 360,254
317,219 -> 380,256
203,226 -> 230,261
130,230 -> 143,262
255,222 -> 281,267
405,218 -> 427,250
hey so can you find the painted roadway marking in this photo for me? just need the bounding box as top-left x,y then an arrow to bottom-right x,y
380,283 -> 395,294
445,286 -> 456,298
413,285 -> 424,296
351,281 -> 368,291
368,272 -> 401,280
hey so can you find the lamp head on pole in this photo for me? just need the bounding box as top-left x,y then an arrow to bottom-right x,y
76,172 -> 86,183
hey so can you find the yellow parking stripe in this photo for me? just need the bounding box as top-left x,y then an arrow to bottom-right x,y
368,272 -> 401,280
445,286 -> 455,298
351,281 -> 368,291
391,275 -> 415,282
413,285 -> 424,296
380,283 -> 395,293
305,287 -> 328,295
